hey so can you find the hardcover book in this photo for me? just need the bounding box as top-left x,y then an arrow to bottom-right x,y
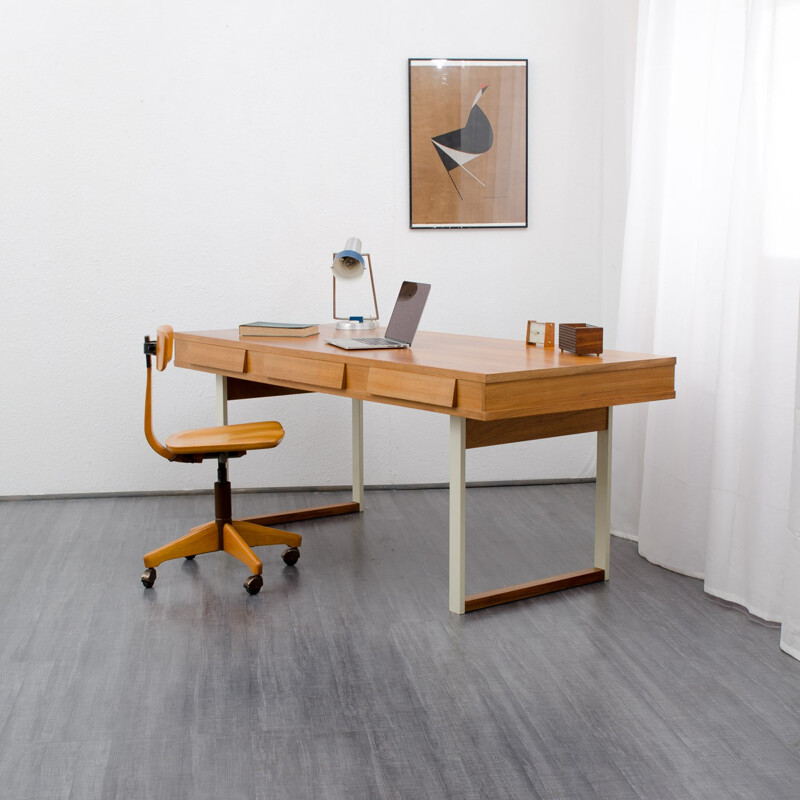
238,321 -> 319,337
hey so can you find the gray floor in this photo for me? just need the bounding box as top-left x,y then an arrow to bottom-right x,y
1,483 -> 798,799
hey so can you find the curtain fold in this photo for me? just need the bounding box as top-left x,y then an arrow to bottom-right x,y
612,0 -> 800,659
783,315 -> 800,658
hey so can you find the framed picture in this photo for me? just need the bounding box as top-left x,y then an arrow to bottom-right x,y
409,58 -> 528,229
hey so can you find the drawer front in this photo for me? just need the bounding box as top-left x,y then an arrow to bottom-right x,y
178,342 -> 246,373
367,367 -> 456,408
248,351 -> 345,390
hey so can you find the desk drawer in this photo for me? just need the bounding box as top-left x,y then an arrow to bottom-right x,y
248,352 -> 345,390
367,368 -> 456,408
178,342 -> 246,373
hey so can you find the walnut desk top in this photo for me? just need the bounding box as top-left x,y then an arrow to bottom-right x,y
174,325 -> 675,423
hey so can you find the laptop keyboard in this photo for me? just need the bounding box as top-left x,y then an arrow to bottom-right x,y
354,337 -> 398,346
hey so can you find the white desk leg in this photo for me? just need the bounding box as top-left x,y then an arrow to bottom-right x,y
352,399 -> 364,510
216,375 -> 228,426
449,416 -> 467,614
594,407 -> 613,580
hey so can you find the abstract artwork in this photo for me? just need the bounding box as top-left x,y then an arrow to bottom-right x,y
409,59 -> 527,228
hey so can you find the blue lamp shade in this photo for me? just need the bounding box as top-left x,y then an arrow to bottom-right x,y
331,237 -> 366,279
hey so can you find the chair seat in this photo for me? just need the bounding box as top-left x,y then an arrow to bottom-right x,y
165,421 -> 285,455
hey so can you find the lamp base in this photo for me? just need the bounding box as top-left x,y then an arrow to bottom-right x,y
335,319 -> 378,331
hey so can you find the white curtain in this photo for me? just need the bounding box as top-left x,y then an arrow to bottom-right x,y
612,0 -> 800,659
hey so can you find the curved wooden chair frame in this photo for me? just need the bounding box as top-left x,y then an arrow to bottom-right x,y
141,325 -> 301,594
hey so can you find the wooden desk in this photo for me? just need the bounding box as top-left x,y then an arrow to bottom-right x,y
174,325 -> 675,613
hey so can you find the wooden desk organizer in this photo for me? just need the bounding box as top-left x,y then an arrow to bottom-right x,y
559,323 -> 603,355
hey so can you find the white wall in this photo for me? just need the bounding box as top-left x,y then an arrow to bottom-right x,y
0,0 -> 637,496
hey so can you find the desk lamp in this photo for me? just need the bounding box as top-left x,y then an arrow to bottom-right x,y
331,237 -> 379,330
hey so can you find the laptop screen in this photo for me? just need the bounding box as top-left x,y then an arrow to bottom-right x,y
383,281 -> 431,344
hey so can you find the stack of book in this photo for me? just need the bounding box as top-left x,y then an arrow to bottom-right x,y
238,321 -> 319,337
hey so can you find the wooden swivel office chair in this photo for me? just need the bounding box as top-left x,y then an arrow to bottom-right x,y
141,325 -> 301,595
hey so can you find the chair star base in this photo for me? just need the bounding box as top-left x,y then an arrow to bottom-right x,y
140,461 -> 301,594
142,519 -> 301,594
143,519 -> 302,574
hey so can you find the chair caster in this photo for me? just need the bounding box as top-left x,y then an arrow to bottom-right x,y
282,547 -> 300,566
243,574 -> 263,595
184,555 -> 196,560
141,567 -> 157,588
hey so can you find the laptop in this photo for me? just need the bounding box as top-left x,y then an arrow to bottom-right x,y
325,281 -> 431,350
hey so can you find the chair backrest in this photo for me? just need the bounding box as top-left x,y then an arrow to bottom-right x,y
156,325 -> 173,371
144,325 -> 175,461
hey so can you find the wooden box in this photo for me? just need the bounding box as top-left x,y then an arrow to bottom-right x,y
558,323 -> 603,355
